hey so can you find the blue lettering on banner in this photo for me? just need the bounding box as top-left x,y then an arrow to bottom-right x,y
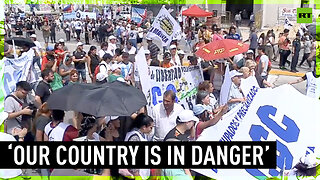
246,105 -> 300,177
151,84 -> 178,106
149,27 -> 169,43
219,86 -> 259,142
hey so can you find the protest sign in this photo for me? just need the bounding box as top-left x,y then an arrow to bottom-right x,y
194,77 -> 320,179
64,11 -> 96,20
138,64 -> 203,114
0,50 -> 35,110
146,6 -> 182,47
131,7 -> 146,25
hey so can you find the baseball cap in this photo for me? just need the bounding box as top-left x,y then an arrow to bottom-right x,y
0,112 -> 8,126
177,50 -> 185,55
111,63 -> 121,71
193,104 -> 207,116
247,50 -> 254,54
169,44 -> 177,49
146,37 -> 152,41
30,34 -> 37,38
109,35 -> 116,40
96,73 -> 106,82
230,70 -> 243,78
59,39 -> 65,43
105,116 -> 119,125
46,45 -> 54,51
177,110 -> 199,123
77,42 -> 84,46
144,50 -> 150,55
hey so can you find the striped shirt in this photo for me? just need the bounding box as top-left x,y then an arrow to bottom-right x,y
148,43 -> 160,59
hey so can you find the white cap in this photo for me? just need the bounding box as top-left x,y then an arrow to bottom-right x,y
30,34 -> 37,38
96,73 -> 106,81
169,44 -> 177,49
111,63 -> 121,71
177,50 -> 185,55
109,35 -> 116,40
247,49 -> 254,54
116,77 -> 126,82
230,70 -> 243,78
77,42 -> 84,46
105,116 -> 119,124
146,37 -> 152,41
144,49 -> 150,54
0,112 -> 8,126
59,39 -> 65,43
177,110 -> 199,123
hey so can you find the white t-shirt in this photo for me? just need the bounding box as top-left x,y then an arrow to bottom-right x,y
125,46 -> 136,55
73,132 -> 100,141
107,43 -> 117,56
260,54 -> 269,77
151,103 -> 184,141
75,21 -> 82,30
33,40 -> 42,55
128,30 -> 138,40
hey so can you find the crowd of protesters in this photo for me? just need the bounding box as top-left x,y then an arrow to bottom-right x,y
2,6 -> 319,179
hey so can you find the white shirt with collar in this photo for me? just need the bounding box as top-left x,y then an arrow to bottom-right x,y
151,103 -> 184,141
228,82 -> 244,110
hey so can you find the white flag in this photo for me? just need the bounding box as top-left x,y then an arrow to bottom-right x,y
219,63 -> 231,105
146,5 -> 181,47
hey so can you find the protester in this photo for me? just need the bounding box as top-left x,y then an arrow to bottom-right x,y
59,54 -> 74,85
198,81 -> 219,108
169,44 -> 180,66
228,70 -> 245,110
119,52 -> 133,84
33,102 -> 51,141
193,103 -> 228,139
30,34 -> 43,69
96,53 -> 112,83
69,69 -> 80,84
41,45 -> 56,71
299,35 -> 312,69
257,46 -> 270,80
72,42 -> 88,83
50,20 -> 57,43
289,70 -> 319,99
42,21 -> 50,47
35,69 -> 54,106
4,81 -> 34,136
164,109 -> 198,141
264,30 -> 275,61
291,33 -> 301,72
99,116 -> 120,141
54,43 -> 67,67
226,26 -> 241,40
108,35 -> 117,56
108,63 -> 124,83
44,110 -> 78,141
87,46 -> 100,83
151,90 -> 184,141
147,37 -> 160,61
125,113 -> 154,179
99,42 -> 110,59
278,29 -> 291,69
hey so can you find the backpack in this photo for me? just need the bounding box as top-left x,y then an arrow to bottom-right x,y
94,63 -> 107,78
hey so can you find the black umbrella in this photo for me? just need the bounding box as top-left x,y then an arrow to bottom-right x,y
47,81 -> 147,117
5,37 -> 36,48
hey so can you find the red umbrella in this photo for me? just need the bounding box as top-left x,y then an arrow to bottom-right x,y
182,5 -> 213,17
195,39 -> 249,61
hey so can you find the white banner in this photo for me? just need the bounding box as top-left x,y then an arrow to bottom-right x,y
146,6 -> 182,47
64,11 -> 96,20
1,50 -> 35,97
194,77 -> 320,179
138,64 -> 204,114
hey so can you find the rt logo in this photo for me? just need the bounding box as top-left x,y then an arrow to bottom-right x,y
297,8 -> 313,23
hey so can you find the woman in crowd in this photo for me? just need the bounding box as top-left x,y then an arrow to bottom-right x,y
87,46 -> 100,83
54,43 -> 68,67
125,113 -> 154,179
